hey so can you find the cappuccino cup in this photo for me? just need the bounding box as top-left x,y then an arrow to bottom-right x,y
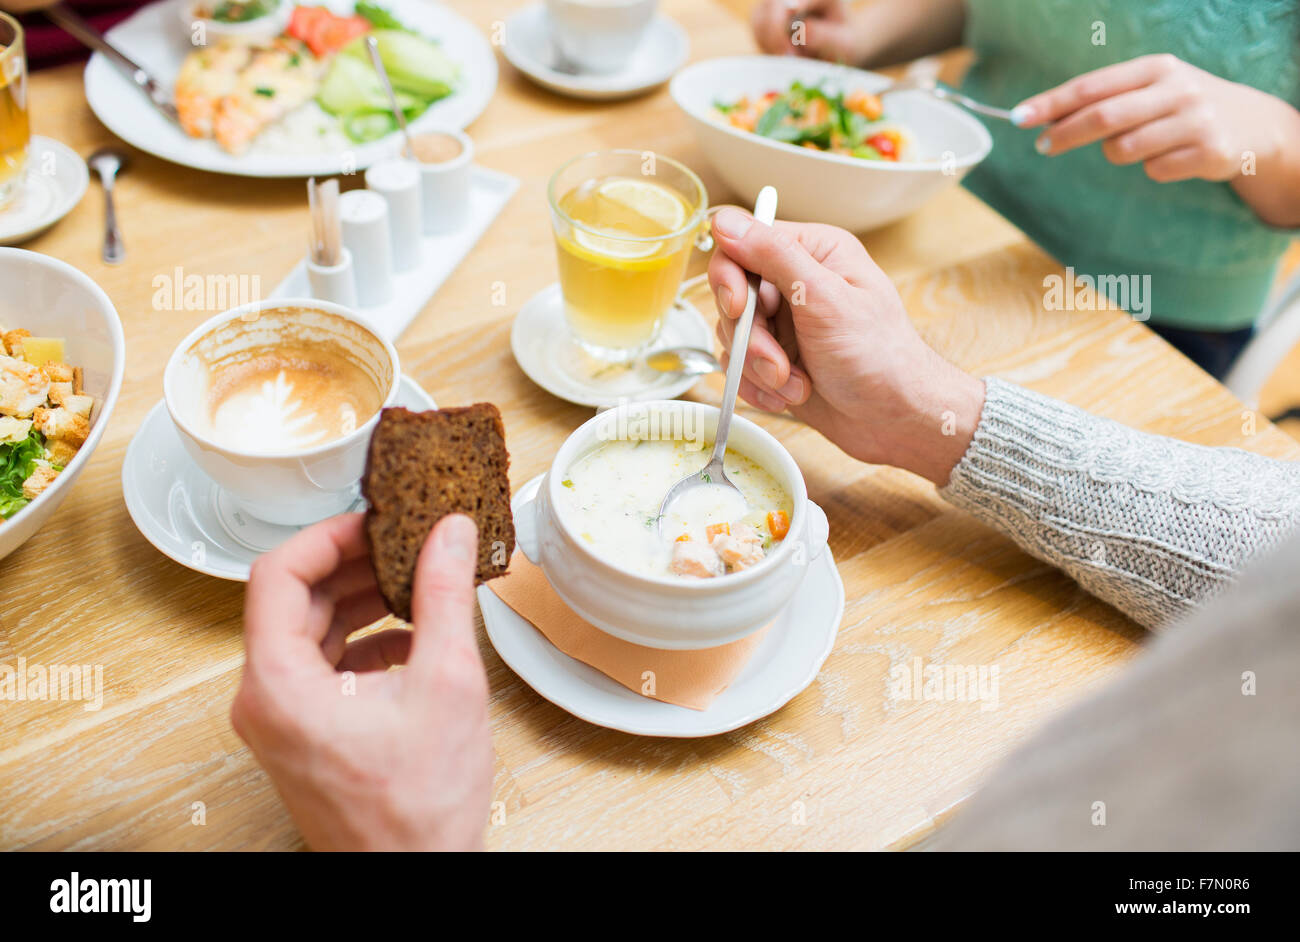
164,300 -> 399,526
544,0 -> 657,75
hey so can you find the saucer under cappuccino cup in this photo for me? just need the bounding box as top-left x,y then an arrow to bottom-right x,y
164,300 -> 399,527
544,0 -> 657,75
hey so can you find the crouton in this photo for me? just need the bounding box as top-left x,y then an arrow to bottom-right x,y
46,438 -> 80,468
2,329 -> 30,357
21,464 -> 59,500
33,406 -> 90,447
40,361 -> 74,384
47,382 -> 73,406
60,394 -> 94,419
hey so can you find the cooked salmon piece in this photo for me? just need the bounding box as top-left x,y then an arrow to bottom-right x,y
711,522 -> 766,572
212,38 -> 321,155
670,539 -> 724,578
175,40 -> 253,140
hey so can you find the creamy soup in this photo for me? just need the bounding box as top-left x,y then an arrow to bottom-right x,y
557,437 -> 792,579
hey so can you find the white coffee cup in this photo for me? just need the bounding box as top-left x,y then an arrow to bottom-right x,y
544,0 -> 657,75
163,299 -> 400,527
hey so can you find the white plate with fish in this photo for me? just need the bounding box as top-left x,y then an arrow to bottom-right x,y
84,0 -> 497,178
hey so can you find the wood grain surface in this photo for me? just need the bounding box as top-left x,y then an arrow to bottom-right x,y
1,0 -> 1295,851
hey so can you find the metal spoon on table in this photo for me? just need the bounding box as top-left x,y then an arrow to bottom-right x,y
365,36 -> 416,158
657,185 -> 779,538
87,148 -> 126,265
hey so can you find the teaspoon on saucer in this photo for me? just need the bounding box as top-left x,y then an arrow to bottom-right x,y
643,346 -> 721,377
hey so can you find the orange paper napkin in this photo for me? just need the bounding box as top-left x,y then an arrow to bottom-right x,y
488,550 -> 769,711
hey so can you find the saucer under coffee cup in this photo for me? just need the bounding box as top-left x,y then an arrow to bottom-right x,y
544,0 -> 657,75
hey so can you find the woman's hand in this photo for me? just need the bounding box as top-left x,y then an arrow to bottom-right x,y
231,512 -> 494,851
752,0 -> 862,63
751,0 -> 965,68
1013,54 -> 1300,227
708,209 -> 985,487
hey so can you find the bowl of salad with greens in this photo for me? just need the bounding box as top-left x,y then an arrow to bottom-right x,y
0,249 -> 124,564
671,56 -> 992,232
179,0 -> 293,44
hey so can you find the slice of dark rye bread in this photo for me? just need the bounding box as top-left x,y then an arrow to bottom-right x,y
362,404 -> 515,621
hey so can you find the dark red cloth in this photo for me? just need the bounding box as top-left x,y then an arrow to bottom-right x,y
17,1 -> 150,70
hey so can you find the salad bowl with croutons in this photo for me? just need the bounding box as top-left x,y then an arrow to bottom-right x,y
0,249 -> 124,564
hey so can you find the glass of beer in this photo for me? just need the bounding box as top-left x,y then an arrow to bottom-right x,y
0,12 -> 29,212
548,150 -> 709,362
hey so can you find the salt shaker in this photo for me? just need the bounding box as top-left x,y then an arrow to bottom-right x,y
339,188 -> 395,307
364,158 -> 424,272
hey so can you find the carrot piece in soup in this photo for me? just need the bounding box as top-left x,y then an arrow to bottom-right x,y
766,510 -> 789,541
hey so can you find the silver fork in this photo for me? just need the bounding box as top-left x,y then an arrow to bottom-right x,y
881,75 -> 1015,122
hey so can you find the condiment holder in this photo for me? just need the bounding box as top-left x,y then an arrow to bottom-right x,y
273,133 -> 519,342
409,129 -> 474,234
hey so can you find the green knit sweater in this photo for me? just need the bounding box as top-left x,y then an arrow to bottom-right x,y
959,0 -> 1300,330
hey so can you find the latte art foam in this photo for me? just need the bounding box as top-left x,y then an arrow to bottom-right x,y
168,306 -> 394,458
201,348 -> 383,454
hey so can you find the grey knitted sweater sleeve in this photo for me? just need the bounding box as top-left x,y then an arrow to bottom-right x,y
940,378 -> 1300,631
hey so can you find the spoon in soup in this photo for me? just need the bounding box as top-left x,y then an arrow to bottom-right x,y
657,185 -> 779,539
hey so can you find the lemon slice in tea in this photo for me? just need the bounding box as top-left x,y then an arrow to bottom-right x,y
567,177 -> 691,263
595,177 -> 689,233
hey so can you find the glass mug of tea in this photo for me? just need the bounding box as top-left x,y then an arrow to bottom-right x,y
0,12 -> 30,212
548,150 -> 710,362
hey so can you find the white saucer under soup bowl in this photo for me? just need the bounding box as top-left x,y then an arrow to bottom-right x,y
513,400 -> 829,650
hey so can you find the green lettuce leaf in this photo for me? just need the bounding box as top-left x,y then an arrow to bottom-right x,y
0,429 -> 45,520
355,2 -> 414,34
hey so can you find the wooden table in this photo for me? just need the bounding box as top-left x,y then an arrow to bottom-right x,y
3,0 -> 1296,851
